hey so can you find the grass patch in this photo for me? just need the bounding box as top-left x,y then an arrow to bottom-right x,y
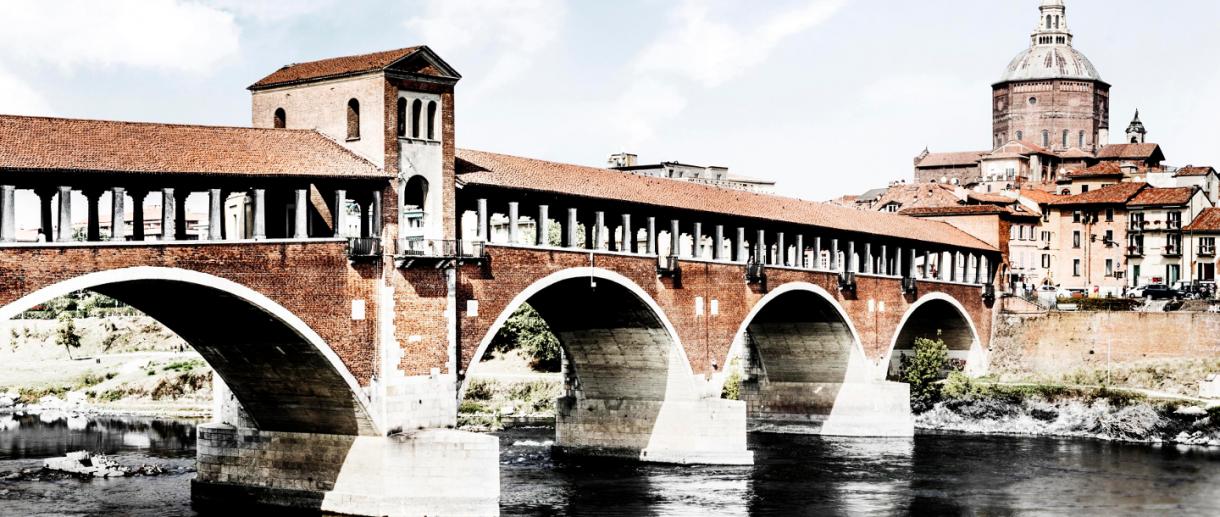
939,372 -> 1149,407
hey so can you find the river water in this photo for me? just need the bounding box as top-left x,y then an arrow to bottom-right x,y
2,414 -> 1220,516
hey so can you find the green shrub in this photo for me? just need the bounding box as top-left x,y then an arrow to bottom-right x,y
464,378 -> 496,401
721,367 -> 742,400
902,334 -> 949,412
55,314 -> 82,359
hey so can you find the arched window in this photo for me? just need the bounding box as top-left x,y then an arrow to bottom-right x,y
273,108 -> 286,129
1046,15 -> 1052,29
403,175 -> 429,236
1055,15 -> 1060,28
1016,130 -> 1023,141
411,99 -> 422,139
1062,129 -> 1069,148
1078,130 -> 1085,149
426,101 -> 437,140
396,98 -> 407,137
346,99 -> 360,140
1042,130 -> 1050,148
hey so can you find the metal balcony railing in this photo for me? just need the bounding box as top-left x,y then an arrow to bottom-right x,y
1163,245 -> 1182,257
347,238 -> 382,259
1126,246 -> 1144,257
1200,246 -> 1216,257
1128,220 -> 1146,232
397,239 -> 485,259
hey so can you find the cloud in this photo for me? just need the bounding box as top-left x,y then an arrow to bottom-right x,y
405,0 -> 565,95
612,0 -> 848,148
207,0 -> 336,23
0,66 -> 52,116
0,0 -> 240,74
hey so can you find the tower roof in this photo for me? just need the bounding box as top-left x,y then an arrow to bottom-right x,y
997,0 -> 1103,84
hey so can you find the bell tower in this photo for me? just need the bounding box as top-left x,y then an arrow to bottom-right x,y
1125,110 -> 1147,144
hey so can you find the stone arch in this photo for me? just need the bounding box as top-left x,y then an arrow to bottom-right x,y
884,292 -> 982,380
0,266 -> 377,436
462,267 -> 692,402
723,282 -> 869,427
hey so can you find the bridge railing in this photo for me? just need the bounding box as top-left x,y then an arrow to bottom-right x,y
347,237 -> 382,258
397,238 -> 485,259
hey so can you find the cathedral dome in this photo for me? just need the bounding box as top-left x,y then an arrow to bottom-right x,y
998,44 -> 1102,84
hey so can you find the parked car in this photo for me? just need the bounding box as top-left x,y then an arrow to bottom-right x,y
1134,283 -> 1178,300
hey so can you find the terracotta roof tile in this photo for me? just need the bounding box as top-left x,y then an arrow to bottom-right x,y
1128,187 -> 1196,207
1175,166 -> 1216,177
1096,143 -> 1163,160
1064,161 -> 1124,178
900,205 -> 1038,218
1050,182 -> 1146,206
966,192 -> 1015,205
915,151 -> 987,168
1056,148 -> 1095,159
250,46 -> 422,89
0,115 -> 386,178
870,184 -> 962,211
1184,208 -> 1220,232
1018,186 -> 1065,205
456,149 -> 995,252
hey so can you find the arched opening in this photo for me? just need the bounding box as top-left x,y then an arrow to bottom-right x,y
411,99 -> 423,139
402,175 -> 428,242
426,101 -> 437,140
273,108 -> 286,129
727,285 -> 860,429
346,98 -> 360,140
0,268 -> 375,435
886,296 -> 978,381
396,98 -> 407,137
462,270 -> 710,458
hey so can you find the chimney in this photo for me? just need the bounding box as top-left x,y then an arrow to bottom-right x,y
608,152 -> 638,168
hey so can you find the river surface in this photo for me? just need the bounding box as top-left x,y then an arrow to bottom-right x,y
2,413 -> 1220,516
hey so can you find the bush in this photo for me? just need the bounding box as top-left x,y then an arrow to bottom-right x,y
491,303 -> 562,371
55,314 -> 82,359
902,334 -> 949,412
721,363 -> 742,400
1060,297 -> 1140,311
464,378 -> 496,401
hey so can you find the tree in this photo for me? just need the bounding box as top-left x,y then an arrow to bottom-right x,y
901,333 -> 949,412
56,314 -> 83,360
491,303 -> 561,371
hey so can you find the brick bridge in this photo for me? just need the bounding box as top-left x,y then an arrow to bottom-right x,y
0,46 -> 999,515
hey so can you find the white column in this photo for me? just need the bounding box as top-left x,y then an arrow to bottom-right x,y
621,214 -> 633,253
110,187 -> 126,241
56,185 -> 72,242
736,227 -> 747,263
536,205 -> 549,246
0,185 -> 15,242
670,219 -> 680,257
595,211 -> 607,250
863,243 -> 872,274
334,189 -> 348,238
370,189 -> 382,237
692,222 -> 703,259
848,241 -> 857,273
508,202 -> 520,244
251,189 -> 266,240
795,235 -> 805,268
813,237 -> 823,270
647,217 -> 657,254
566,208 -> 579,248
880,245 -> 888,275
161,188 -> 176,241
209,188 -> 224,240
756,229 -> 766,264
777,232 -> 786,266
713,225 -> 725,261
294,188 -> 308,239
475,198 -> 488,241
830,239 -> 840,272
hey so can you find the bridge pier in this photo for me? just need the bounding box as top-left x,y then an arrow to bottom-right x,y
193,424 -> 498,517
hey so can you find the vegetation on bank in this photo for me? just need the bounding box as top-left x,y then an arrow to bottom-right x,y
457,378 -> 561,430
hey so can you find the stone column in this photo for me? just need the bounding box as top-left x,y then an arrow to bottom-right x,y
56,186 -> 73,242
847,241 -> 857,273
475,198 -> 488,241
692,222 -> 703,259
756,229 -> 766,264
880,245 -> 888,276
621,214 -> 633,253
863,243 -> 872,274
294,189 -> 308,239
130,190 -> 147,241
940,252 -> 950,281
566,208 -> 578,248
646,216 -> 657,254
536,205 -> 549,246
36,188 -> 54,241
371,189 -> 383,237
209,189 -> 224,240
895,247 -> 903,277
110,187 -> 126,241
795,235 -> 804,268
669,219 -> 680,258
508,202 -> 520,245
84,190 -> 101,241
813,237 -> 823,270
736,227 -> 747,263
174,190 -> 189,240
908,248 -> 917,278
594,211 -> 606,250
713,225 -> 724,261
777,232 -> 786,266
251,189 -> 266,240
161,188 -> 176,241
830,239 -> 840,272
0,185 -> 14,242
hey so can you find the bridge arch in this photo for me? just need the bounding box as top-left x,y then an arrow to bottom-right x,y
0,266 -> 377,435
724,282 -> 871,426
884,292 -> 982,380
463,267 -> 694,401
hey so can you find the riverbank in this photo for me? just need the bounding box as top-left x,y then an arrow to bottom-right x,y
915,376 -> 1220,447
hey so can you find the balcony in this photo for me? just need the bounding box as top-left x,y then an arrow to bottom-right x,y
1128,220 -> 1146,232
1200,246 -> 1216,257
1162,245 -> 1182,257
1125,246 -> 1144,257
347,238 -> 382,260
395,238 -> 486,268
1167,219 -> 1183,231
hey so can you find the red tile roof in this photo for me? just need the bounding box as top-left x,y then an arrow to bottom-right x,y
456,149 -> 995,251
966,192 -> 1015,205
0,115 -> 386,178
1096,143 -> 1163,160
915,151 -> 987,168
901,205 -> 1040,219
1018,186 -> 1064,205
1050,182 -> 1146,206
1184,208 -> 1220,232
1056,148 -> 1095,159
1128,187 -> 1196,207
1064,161 -> 1124,178
870,184 -> 962,212
1175,166 -> 1216,177
250,46 -> 423,89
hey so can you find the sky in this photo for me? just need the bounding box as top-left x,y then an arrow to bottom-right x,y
2,0 -> 1219,205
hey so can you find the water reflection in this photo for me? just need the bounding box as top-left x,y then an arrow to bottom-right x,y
0,412 -> 198,460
